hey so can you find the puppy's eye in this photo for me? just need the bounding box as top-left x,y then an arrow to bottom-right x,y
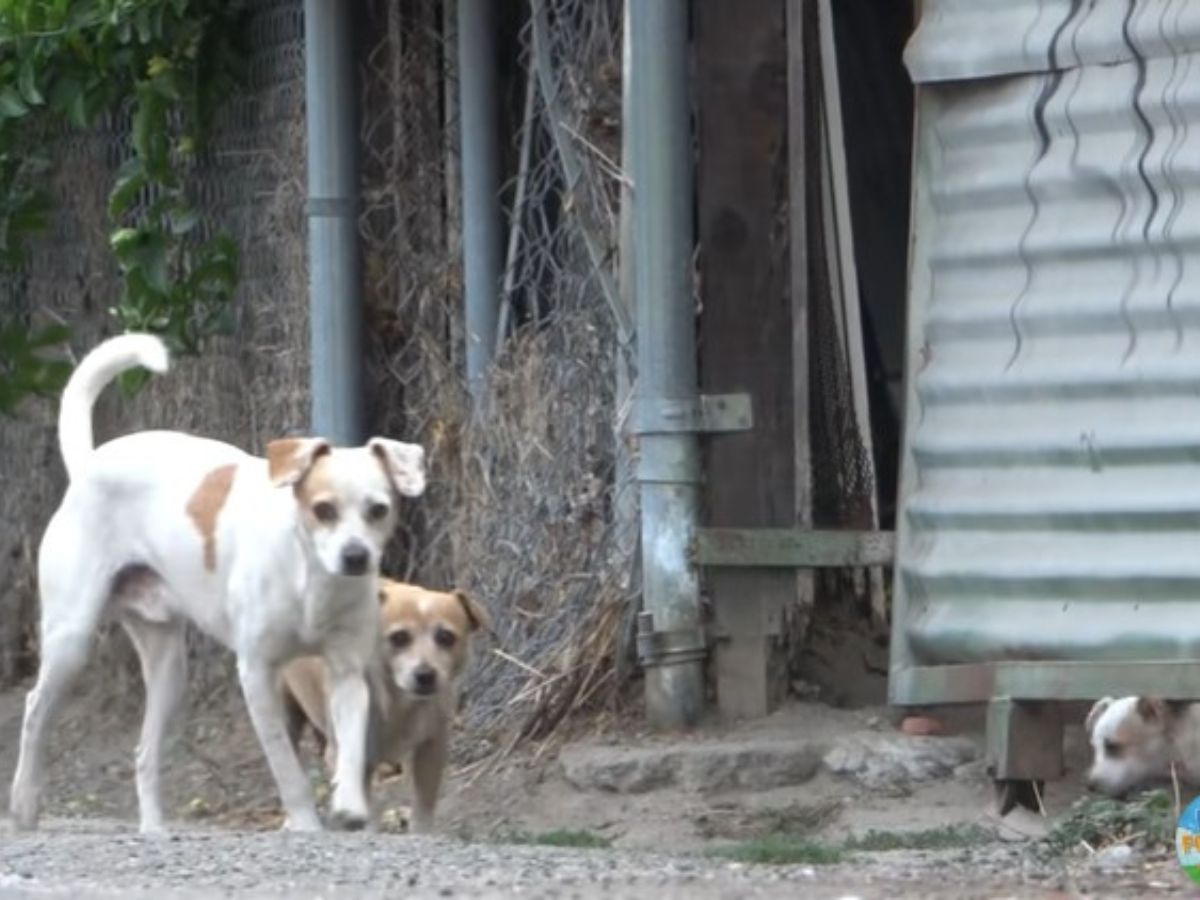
1104,739 -> 1123,759
388,629 -> 412,650
434,627 -> 458,649
366,501 -> 391,522
312,501 -> 338,523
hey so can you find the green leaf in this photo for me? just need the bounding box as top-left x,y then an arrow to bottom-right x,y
18,59 -> 43,107
0,86 -> 29,119
108,160 -> 147,218
169,206 -> 200,236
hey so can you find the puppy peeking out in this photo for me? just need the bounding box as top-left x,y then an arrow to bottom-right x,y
1084,696 -> 1200,797
280,578 -> 490,832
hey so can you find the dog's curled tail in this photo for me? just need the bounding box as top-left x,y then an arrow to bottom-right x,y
58,333 -> 170,481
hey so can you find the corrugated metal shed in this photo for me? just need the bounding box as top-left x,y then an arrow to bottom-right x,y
892,0 -> 1200,706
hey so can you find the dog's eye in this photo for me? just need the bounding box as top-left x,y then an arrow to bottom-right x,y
366,501 -> 391,522
312,501 -> 338,523
1104,739 -> 1123,759
388,629 -> 412,650
434,627 -> 458,649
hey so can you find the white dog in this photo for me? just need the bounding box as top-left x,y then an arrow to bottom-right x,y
9,334 -> 426,833
1085,696 -> 1200,797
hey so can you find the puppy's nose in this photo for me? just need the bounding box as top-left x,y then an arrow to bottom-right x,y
413,666 -> 438,695
340,542 -> 370,576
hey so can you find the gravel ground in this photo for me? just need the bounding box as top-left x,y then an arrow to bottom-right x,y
0,820 -> 1189,899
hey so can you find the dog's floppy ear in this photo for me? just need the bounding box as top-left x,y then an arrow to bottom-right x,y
1085,697 -> 1113,735
266,437 -> 331,487
1136,696 -> 1170,723
377,577 -> 399,606
369,438 -> 427,498
453,590 -> 491,634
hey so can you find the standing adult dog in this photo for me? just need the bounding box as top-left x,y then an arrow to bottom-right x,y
9,334 -> 425,833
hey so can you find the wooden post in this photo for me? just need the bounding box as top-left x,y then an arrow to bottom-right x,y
696,0 -> 793,718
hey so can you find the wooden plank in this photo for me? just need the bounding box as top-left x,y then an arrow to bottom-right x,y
696,0 -> 792,719
815,0 -> 888,630
695,528 -> 895,568
786,0 -> 816,698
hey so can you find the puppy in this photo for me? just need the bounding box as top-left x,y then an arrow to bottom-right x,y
280,578 -> 489,832
10,334 -> 426,833
1085,696 -> 1200,796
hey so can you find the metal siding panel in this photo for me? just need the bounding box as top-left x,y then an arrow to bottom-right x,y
907,0 -> 1200,83
892,7 -> 1200,703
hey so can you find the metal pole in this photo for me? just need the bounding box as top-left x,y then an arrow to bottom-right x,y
304,0 -> 364,445
457,0 -> 502,403
629,0 -> 705,728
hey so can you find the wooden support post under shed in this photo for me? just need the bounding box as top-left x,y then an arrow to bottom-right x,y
696,0 -> 796,719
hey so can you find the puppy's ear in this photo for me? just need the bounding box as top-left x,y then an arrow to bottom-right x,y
369,438 -> 426,498
266,437 -> 331,487
453,590 -> 491,634
1085,697 -> 1113,735
377,577 -> 398,606
1136,696 -> 1170,723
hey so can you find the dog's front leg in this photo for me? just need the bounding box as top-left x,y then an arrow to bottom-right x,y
409,731 -> 448,834
238,659 -> 322,832
326,665 -> 371,830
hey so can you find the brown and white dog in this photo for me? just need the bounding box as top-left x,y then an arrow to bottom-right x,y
280,578 -> 489,832
9,334 -> 426,833
1085,696 -> 1200,796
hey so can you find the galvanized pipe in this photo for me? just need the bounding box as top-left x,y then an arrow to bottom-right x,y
457,0 -> 502,402
304,0 -> 364,444
629,0 -> 705,728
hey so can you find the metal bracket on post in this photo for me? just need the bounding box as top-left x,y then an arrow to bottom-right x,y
635,393 -> 753,435
636,611 -> 707,669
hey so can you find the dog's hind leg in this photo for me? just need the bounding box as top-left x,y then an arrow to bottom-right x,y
10,554 -> 107,830
121,610 -> 187,834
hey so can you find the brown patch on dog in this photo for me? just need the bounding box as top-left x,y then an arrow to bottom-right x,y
186,464 -> 236,571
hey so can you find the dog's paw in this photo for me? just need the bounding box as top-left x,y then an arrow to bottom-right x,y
329,809 -> 369,832
9,799 -> 39,833
379,805 -> 411,834
281,813 -> 323,833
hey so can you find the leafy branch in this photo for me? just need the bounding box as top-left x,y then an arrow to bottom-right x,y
0,0 -> 247,411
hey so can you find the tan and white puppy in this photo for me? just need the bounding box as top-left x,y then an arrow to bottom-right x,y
1085,696 -> 1200,796
281,578 -> 489,832
9,334 -> 426,834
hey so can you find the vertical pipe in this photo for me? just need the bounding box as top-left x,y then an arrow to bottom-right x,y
629,0 -> 704,728
457,0 -> 502,402
304,0 -> 364,444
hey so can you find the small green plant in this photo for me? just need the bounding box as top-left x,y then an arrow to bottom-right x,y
1043,790 -> 1174,857
0,0 -> 247,412
710,824 -> 997,867
709,834 -> 847,866
844,824 -> 996,853
496,828 -> 613,850
0,320 -> 70,413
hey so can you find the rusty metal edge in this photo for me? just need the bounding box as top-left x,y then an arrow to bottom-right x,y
891,661 -> 1200,705
693,528 -> 896,568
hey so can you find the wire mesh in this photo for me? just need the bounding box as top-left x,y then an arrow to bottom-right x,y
358,0 -> 634,746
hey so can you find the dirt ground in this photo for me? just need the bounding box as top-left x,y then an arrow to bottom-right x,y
0,671 -> 1193,897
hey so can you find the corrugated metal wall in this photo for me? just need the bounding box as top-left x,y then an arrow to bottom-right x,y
892,0 -> 1200,700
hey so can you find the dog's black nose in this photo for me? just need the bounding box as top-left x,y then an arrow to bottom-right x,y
340,543 -> 370,575
413,666 -> 438,694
